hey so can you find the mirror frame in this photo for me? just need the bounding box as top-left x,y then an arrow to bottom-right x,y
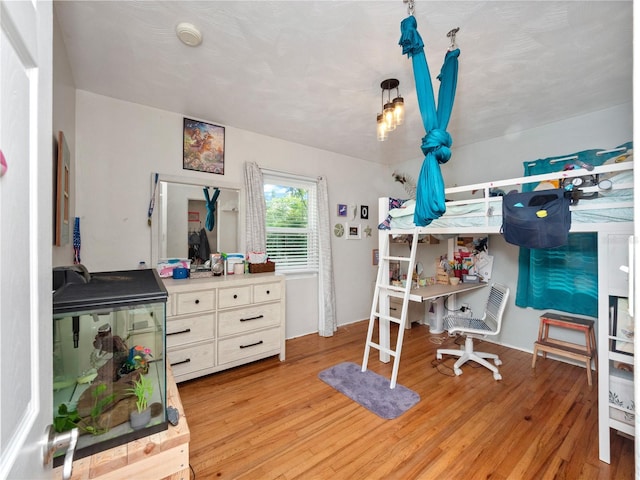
150,173 -> 244,267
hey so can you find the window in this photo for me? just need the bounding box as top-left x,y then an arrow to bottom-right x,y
263,175 -> 318,273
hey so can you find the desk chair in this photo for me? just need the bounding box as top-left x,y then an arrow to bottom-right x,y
436,283 -> 510,380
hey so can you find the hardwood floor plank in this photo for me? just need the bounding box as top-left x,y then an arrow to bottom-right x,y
178,320 -> 634,479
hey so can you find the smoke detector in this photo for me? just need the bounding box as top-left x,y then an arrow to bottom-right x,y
176,22 -> 202,47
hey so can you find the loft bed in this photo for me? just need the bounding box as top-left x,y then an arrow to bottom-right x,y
373,150 -> 633,464
379,158 -> 633,237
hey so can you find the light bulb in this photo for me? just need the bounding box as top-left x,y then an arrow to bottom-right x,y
377,114 -> 388,141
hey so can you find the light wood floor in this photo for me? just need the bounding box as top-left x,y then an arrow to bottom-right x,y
178,320 -> 634,480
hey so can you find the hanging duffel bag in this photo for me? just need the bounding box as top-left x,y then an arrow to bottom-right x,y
501,189 -> 571,249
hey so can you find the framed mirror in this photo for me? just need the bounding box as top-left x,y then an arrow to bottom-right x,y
150,173 -> 243,269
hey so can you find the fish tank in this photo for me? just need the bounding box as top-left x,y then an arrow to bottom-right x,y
52,267 -> 168,465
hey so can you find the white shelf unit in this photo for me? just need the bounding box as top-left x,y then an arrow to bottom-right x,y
598,232 -> 634,463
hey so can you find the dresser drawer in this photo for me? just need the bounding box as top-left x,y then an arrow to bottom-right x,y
168,341 -> 215,377
166,313 -> 215,348
176,290 -> 215,315
218,303 -> 280,337
218,285 -> 251,309
218,327 -> 281,364
253,282 -> 282,303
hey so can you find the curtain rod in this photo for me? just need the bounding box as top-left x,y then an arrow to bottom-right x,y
260,167 -> 318,183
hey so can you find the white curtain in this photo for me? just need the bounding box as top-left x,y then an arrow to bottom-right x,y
317,176 -> 337,336
243,162 -> 267,253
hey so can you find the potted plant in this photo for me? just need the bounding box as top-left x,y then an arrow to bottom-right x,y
127,374 -> 153,430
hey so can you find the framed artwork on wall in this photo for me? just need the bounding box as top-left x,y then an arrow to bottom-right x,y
610,296 -> 633,356
346,223 -> 361,240
55,131 -> 70,246
183,117 -> 225,175
360,205 -> 369,219
337,204 -> 347,217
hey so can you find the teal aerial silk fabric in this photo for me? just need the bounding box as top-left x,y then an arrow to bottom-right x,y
515,141 -> 632,316
399,15 -> 460,226
203,187 -> 220,231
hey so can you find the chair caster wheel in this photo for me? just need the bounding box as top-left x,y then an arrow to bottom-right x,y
494,358 -> 502,366
493,372 -> 502,380
454,367 -> 462,376
436,353 -> 442,360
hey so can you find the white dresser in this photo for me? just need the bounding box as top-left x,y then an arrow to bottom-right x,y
162,272 -> 286,383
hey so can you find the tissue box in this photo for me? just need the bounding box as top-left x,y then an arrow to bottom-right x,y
610,366 -> 635,426
225,253 -> 245,275
156,259 -> 191,278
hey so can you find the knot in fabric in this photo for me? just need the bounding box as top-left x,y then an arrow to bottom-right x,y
399,16 -> 424,58
421,129 -> 452,164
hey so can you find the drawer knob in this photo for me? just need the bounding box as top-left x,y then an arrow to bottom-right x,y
233,294 -> 238,299
240,340 -> 264,349
195,299 -> 200,304
266,290 -> 270,295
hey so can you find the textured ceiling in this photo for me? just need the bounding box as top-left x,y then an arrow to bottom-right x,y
54,1 -> 633,165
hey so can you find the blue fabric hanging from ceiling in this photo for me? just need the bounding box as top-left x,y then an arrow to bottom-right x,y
203,187 -> 220,231
399,15 -> 460,226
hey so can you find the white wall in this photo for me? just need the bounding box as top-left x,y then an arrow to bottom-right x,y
52,12 -> 76,267
74,91 -> 391,338
394,103 -> 633,352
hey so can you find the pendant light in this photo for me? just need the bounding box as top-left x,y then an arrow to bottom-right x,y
377,79 -> 404,141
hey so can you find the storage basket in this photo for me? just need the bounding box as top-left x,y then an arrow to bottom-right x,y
249,261 -> 275,273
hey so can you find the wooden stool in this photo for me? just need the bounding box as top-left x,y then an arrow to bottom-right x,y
531,312 -> 597,386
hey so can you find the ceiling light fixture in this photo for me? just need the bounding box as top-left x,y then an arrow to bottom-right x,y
377,79 -> 404,142
176,22 -> 203,47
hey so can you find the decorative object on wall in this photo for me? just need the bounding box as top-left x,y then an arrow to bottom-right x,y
183,117 -> 225,175
188,211 -> 199,222
147,172 -> 159,226
346,223 -> 361,240
372,248 -> 379,266
55,131 -> 71,246
337,204 -> 347,217
0,149 -> 6,176
333,223 -> 344,237
73,217 -> 81,264
392,171 -> 417,199
350,203 -> 357,220
376,78 -> 405,141
360,205 -> 369,219
364,225 -> 372,237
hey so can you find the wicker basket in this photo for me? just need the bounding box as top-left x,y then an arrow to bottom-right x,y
248,261 -> 275,273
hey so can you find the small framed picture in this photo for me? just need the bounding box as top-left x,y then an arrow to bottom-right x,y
611,296 -> 633,356
188,211 -> 200,222
337,204 -> 348,217
346,223 -> 361,240
360,205 -> 369,219
372,248 -> 379,266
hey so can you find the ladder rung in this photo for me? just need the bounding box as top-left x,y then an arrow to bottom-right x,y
378,284 -> 406,294
382,255 -> 411,262
374,312 -> 402,324
366,341 -> 398,357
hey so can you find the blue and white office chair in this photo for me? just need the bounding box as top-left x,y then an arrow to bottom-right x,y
436,283 -> 510,380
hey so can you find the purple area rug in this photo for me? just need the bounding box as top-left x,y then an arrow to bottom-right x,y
318,362 -> 420,419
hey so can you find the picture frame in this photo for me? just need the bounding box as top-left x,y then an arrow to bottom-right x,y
360,205 -> 369,219
183,117 -> 225,175
346,223 -> 361,240
337,204 -> 348,217
188,211 -> 200,222
372,248 -> 379,266
610,296 -> 633,356
55,131 -> 70,246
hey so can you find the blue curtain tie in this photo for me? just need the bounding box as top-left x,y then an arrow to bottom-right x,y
421,129 -> 452,164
